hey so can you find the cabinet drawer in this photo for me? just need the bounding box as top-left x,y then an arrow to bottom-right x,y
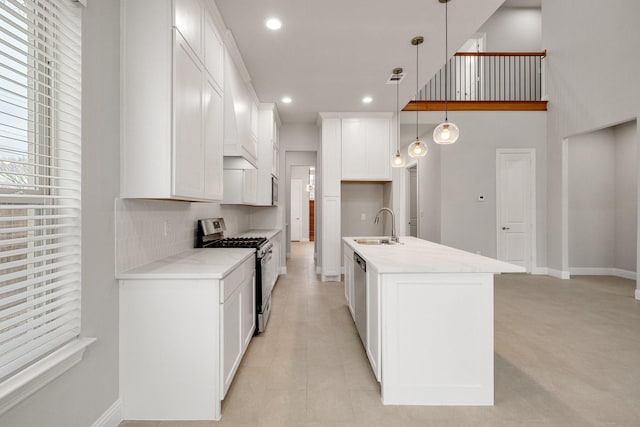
220,256 -> 255,302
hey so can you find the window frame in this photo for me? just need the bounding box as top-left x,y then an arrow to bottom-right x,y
0,0 -> 93,415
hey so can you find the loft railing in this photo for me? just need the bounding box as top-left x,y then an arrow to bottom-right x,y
418,51 -> 547,103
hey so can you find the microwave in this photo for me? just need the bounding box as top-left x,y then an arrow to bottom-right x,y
271,177 -> 278,205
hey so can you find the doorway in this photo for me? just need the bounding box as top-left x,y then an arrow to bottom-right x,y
291,179 -> 303,241
285,151 -> 317,258
407,165 -> 418,237
290,166 -> 312,242
496,148 -> 536,272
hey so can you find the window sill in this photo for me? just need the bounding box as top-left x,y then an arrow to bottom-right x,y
0,337 -> 96,415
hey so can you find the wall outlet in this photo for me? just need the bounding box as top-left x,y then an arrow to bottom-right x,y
360,213 -> 366,221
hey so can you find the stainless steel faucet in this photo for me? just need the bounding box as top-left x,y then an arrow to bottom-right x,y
374,207 -> 398,243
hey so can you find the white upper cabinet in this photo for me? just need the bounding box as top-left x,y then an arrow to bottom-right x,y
254,103 -> 280,205
222,103 -> 279,206
203,77 -> 224,200
173,0 -> 203,59
223,48 -> 257,168
121,0 -> 224,201
203,13 -> 224,89
341,117 -> 392,181
173,31 -> 205,199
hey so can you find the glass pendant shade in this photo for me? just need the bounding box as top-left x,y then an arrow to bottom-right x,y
433,121 -> 459,144
408,138 -> 428,158
391,149 -> 405,167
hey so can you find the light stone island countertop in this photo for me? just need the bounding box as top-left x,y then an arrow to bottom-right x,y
344,236 -> 525,274
116,248 -> 255,280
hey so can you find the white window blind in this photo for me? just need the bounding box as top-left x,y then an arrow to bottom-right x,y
0,0 -> 81,382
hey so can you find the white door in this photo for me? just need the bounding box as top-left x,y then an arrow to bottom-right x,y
496,149 -> 535,271
291,179 -> 302,241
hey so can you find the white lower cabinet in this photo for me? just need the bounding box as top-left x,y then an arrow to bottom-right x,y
343,245 -> 355,319
366,263 -> 381,381
120,255 -> 255,421
221,266 -> 255,396
343,243 -> 379,381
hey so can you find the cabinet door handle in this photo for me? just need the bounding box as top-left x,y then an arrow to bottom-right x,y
502,227 -> 510,230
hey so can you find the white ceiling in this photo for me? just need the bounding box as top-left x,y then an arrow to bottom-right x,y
213,0 -> 533,124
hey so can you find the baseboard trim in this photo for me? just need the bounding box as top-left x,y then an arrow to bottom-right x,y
531,267 -> 548,275
612,268 -> 636,280
321,274 -> 340,282
569,267 -> 636,280
635,289 -> 640,301
279,266 -> 287,275
547,268 -> 570,279
91,399 -> 122,427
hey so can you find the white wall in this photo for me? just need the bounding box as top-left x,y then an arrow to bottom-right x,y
543,0 -> 640,274
614,121 -> 638,272
478,7 -> 542,51
412,110 -> 547,261
0,1 -> 121,425
115,200 -> 251,273
568,122 -> 638,273
568,129 -> 616,268
341,183 -> 386,238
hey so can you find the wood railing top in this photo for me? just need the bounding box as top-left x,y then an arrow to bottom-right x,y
454,50 -> 546,57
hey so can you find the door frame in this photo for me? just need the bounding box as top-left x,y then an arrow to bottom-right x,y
496,148 -> 536,272
290,178 -> 303,242
405,163 -> 419,237
401,158 -> 419,237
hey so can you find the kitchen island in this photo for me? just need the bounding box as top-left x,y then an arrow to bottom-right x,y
343,236 -> 524,406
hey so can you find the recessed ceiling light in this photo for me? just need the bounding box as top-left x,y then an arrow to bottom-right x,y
265,18 -> 282,30
362,96 -> 373,104
281,96 -> 292,104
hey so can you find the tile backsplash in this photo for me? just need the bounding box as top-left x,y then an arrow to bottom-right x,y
115,199 -> 251,273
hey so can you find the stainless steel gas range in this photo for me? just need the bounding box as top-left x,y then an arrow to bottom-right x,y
196,218 -> 273,334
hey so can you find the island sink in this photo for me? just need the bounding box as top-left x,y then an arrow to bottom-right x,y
353,238 -> 397,245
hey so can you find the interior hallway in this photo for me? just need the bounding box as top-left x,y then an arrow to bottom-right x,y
121,242 -> 640,427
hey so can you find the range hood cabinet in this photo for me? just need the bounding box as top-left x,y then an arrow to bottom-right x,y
223,49 -> 257,169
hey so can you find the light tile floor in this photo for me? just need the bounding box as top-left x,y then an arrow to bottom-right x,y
120,242 -> 640,427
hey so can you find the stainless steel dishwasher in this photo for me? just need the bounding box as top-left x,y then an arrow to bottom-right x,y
353,252 -> 367,347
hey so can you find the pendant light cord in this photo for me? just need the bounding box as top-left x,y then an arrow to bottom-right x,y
396,71 -> 400,152
444,0 -> 449,121
415,40 -> 419,140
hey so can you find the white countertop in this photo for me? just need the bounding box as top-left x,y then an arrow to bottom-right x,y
117,248 -> 255,280
235,229 -> 281,240
344,236 -> 525,274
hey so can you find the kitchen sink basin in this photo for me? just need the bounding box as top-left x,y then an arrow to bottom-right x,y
354,238 -> 396,245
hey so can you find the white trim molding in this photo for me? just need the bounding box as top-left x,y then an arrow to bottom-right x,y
569,268 -> 636,280
547,268 -> 571,280
91,399 -> 122,427
0,338 -> 95,416
635,288 -> 640,300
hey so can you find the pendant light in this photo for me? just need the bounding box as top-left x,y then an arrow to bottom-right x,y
408,36 -> 428,158
391,67 -> 405,168
433,0 -> 459,144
